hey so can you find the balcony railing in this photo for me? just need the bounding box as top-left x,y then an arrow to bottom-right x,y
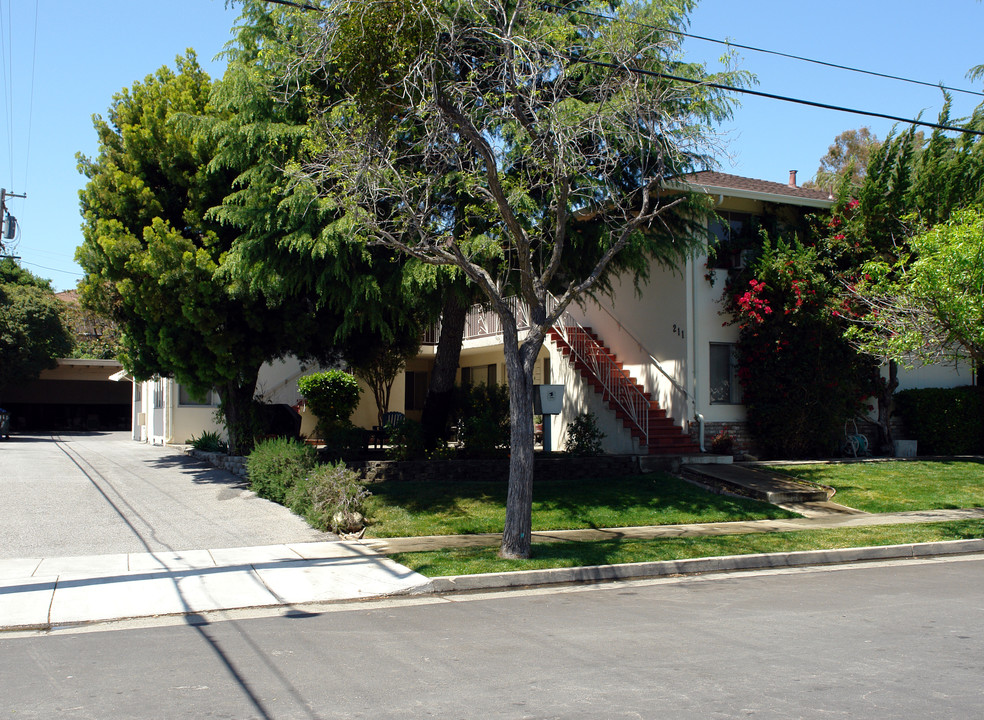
421,298 -> 533,345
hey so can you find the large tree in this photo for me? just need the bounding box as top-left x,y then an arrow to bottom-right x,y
848,207 -> 984,368
291,0 -> 742,557
76,52 -> 339,454
0,260 -> 73,396
804,127 -> 882,193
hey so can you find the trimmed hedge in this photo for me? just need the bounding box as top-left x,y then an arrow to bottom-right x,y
894,386 -> 984,455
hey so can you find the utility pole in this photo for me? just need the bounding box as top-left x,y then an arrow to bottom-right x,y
0,187 -> 26,258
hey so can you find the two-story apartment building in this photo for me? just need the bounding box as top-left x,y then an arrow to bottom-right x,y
128,172 -> 971,453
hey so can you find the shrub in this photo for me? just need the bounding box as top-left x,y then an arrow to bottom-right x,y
318,420 -> 369,460
456,383 -> 511,456
386,416 -> 425,460
895,387 -> 984,455
297,370 -> 363,436
246,437 -> 317,505
564,412 -> 605,456
188,430 -> 227,453
287,461 -> 372,534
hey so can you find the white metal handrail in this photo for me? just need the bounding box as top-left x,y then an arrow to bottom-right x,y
547,297 -> 651,447
587,300 -> 705,452
430,292 -> 705,450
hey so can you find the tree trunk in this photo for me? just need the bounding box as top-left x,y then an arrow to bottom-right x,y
421,293 -> 468,451
500,326 -> 544,559
221,363 -> 261,456
876,360 -> 899,455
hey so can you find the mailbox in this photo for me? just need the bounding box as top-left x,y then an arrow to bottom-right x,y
533,384 -> 564,415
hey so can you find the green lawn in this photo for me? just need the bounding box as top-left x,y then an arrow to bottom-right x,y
364,472 -> 798,538
392,519 -> 984,577
767,460 -> 984,513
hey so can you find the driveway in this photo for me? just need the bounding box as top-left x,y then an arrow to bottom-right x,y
0,432 -> 329,559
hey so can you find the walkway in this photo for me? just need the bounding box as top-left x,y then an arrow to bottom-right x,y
0,541 -> 429,631
362,508 -> 984,553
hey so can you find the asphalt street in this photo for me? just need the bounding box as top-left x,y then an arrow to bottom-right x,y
2,555 -> 982,719
0,432 -> 328,559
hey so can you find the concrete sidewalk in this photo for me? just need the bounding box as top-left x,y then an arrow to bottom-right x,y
3,508 -> 983,633
0,541 -> 430,632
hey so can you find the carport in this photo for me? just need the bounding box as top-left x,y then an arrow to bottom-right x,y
0,358 -> 131,432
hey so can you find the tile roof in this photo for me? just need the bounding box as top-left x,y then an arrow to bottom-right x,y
680,171 -> 834,203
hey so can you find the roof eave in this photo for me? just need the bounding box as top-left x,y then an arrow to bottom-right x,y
664,180 -> 835,209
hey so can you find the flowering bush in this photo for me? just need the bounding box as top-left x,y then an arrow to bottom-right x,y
723,238 -> 877,458
709,427 -> 734,455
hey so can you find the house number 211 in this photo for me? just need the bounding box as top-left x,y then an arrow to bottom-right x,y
672,324 -> 685,339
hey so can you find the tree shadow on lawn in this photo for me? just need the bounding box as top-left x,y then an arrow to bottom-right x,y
531,473 -> 793,525
369,472 -> 793,529
367,479 -> 504,515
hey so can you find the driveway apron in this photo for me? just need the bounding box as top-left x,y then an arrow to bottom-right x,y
0,432 -> 329,559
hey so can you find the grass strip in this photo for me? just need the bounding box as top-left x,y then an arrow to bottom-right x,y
765,460 -> 984,513
365,472 -> 798,538
390,519 -> 984,577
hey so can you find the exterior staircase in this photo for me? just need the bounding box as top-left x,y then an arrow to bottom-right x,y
547,325 -> 700,455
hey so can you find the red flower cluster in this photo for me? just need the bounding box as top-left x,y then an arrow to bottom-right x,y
735,279 -> 772,325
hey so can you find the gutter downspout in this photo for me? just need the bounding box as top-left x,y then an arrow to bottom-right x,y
689,253 -> 705,452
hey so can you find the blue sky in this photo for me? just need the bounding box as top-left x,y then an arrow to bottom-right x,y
2,0 -> 981,291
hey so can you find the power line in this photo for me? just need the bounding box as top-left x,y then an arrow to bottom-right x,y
0,1 -> 13,189
543,3 -> 984,99
260,0 -> 984,137
575,56 -> 984,138
23,0 -> 38,190
18,259 -> 82,277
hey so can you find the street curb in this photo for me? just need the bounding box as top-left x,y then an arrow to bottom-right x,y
425,539 -> 984,594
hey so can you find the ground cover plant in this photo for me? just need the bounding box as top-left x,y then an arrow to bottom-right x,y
766,460 -> 984,513
287,460 -> 372,534
391,519 -> 984,576
364,473 -> 798,538
246,437 -> 317,506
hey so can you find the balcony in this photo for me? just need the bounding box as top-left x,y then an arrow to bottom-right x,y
421,297 -> 533,346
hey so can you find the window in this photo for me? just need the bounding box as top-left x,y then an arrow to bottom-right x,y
153,378 -> 166,409
461,364 -> 497,387
405,371 -> 429,412
709,343 -> 743,405
178,385 -> 218,407
707,211 -> 758,270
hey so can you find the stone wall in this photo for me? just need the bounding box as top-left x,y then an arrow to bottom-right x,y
186,449 -> 249,479
695,421 -> 758,458
351,455 -> 643,483
185,447 -> 643,484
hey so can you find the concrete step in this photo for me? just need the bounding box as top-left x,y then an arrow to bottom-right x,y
679,463 -> 830,504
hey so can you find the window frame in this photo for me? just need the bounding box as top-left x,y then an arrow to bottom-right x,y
709,342 -> 743,405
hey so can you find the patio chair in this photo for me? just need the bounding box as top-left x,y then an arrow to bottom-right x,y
373,411 -> 406,447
